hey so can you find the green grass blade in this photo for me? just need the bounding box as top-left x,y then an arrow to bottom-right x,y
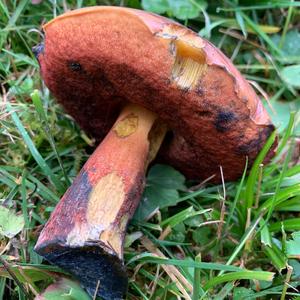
0,0 -> 9,20
225,158 -> 248,232
217,2 -> 300,11
214,282 -> 235,300
265,138 -> 294,224
264,244 -> 287,272
219,212 -> 264,276
260,219 -> 272,247
0,166 -> 60,204
260,184 -> 300,211
31,90 -> 70,186
7,0 -> 30,27
270,219 -> 300,232
204,270 -> 274,290
241,12 -> 282,56
235,9 -> 247,37
245,130 -> 277,209
276,112 -> 296,155
6,103 -> 65,193
192,254 -> 204,300
161,207 -> 211,228
20,170 -> 30,228
279,0 -> 295,49
127,255 -> 244,272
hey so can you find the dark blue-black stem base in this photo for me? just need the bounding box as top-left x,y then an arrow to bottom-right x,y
35,243 -> 128,300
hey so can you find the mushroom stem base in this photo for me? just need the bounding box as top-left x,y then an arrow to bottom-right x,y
34,104 -> 167,300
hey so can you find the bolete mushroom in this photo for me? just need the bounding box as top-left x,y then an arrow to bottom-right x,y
33,6 -> 276,300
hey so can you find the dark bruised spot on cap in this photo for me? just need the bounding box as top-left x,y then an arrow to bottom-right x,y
262,124 -> 276,139
32,43 -> 44,58
195,110 -> 213,118
214,111 -> 236,133
237,136 -> 262,155
68,61 -> 82,72
236,124 -> 275,155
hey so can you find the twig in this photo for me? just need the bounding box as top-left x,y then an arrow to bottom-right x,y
217,166 -> 226,240
188,174 -> 215,191
159,226 -> 172,240
141,237 -> 192,300
93,280 -> 100,300
281,265 -> 293,300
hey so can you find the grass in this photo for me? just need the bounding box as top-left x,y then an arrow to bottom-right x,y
0,0 -> 300,299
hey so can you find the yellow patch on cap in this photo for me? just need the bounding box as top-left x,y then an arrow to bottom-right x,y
157,24 -> 207,91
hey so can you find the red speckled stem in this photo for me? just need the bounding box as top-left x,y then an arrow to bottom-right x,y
35,104 -> 166,300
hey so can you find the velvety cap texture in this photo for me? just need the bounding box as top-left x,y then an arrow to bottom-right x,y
37,6 -> 276,182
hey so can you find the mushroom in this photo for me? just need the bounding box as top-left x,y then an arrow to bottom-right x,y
33,6 -> 276,300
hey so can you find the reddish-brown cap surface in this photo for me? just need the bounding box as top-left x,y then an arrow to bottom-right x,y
37,6 -> 276,182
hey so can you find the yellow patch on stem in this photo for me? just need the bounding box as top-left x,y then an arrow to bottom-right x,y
87,172 -> 125,227
113,113 -> 139,138
100,214 -> 129,257
146,121 -> 168,167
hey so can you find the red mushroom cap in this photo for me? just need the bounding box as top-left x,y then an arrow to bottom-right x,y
37,6 -> 276,182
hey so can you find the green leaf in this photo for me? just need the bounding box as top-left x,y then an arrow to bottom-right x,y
289,259 -> 300,279
167,0 -> 203,20
134,165 -> 186,220
271,30 -> 300,63
134,185 -> 180,221
126,0 -> 142,9
281,65 -> 300,88
141,0 -> 169,14
141,0 -> 206,20
0,206 -> 24,238
192,226 -> 211,245
280,30 -> 300,57
147,164 -> 185,190
286,231 -> 300,259
35,278 -> 91,300
167,224 -> 186,243
233,287 -> 255,300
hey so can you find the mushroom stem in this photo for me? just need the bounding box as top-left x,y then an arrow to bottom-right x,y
34,104 -> 167,300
